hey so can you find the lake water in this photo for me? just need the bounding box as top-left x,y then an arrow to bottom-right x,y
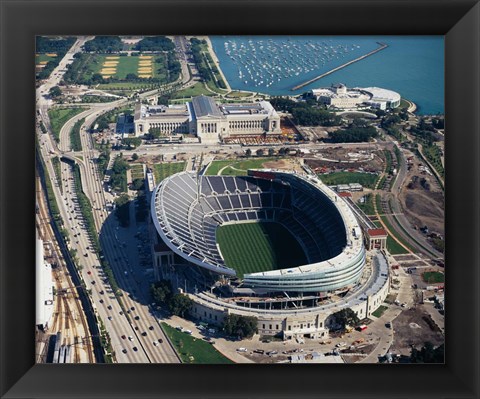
210,36 -> 444,115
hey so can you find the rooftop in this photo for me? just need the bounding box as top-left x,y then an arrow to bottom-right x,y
367,228 -> 388,237
191,95 -> 223,118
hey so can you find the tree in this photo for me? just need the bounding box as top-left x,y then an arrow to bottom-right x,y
256,148 -> 264,157
122,137 -> 142,149
126,73 -> 138,81
278,147 -> 287,156
114,194 -> 130,227
331,308 -> 360,329
49,86 -> 62,98
131,153 -> 139,161
223,314 -> 258,339
168,294 -> 193,318
148,127 -> 162,140
268,148 -> 275,157
328,126 -> 378,143
134,36 -> 175,52
131,178 -> 144,191
150,280 -> 172,304
410,342 -> 444,363
84,36 -> 123,53
245,148 -> 252,158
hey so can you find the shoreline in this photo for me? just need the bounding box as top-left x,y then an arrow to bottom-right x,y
187,37 -> 439,115
197,36 -> 232,92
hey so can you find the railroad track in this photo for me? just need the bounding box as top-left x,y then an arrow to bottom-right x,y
35,174 -> 95,363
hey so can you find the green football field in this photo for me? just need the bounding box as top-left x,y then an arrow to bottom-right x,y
216,221 -> 307,277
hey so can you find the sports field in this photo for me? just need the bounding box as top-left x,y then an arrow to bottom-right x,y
67,53 -> 169,81
36,53 -> 57,65
216,221 -> 307,277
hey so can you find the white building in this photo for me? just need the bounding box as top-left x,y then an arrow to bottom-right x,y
311,83 -> 401,110
36,236 -> 54,330
134,95 -> 281,143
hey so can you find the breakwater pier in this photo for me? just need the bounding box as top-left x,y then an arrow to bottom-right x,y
291,42 -> 388,91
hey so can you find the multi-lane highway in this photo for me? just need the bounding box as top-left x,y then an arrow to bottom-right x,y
36,38 -> 180,363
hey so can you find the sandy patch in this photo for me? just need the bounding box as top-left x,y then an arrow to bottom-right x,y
138,74 -> 152,78
103,61 -> 118,66
262,160 -> 288,169
101,69 -> 117,74
45,53 -> 57,57
138,68 -> 152,72
38,61 -> 48,65
105,56 -> 120,60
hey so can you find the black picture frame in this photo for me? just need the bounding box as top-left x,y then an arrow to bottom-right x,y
1,0 -> 479,398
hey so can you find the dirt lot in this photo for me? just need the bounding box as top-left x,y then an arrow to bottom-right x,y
400,152 -> 444,237
391,306 -> 444,355
305,147 -> 384,174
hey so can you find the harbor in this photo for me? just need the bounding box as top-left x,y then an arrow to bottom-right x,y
290,42 -> 388,91
210,36 -> 444,115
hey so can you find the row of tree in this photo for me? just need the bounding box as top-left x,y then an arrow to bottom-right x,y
110,156 -> 129,192
36,37 -> 76,80
84,36 -> 123,53
328,126 -> 379,143
134,36 -> 175,52
269,97 -> 341,127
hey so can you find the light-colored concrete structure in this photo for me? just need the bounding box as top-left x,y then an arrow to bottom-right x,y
134,95 -> 281,143
311,83 -> 401,110
187,250 -> 390,340
149,169 -> 391,340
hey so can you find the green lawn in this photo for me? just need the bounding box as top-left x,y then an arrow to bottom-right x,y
373,220 -> 409,255
171,82 -> 214,99
161,323 -> 233,364
216,221 -> 307,278
225,90 -> 254,98
36,53 -> 57,64
422,271 -> 445,284
153,162 -> 186,183
51,156 -> 62,194
69,53 -> 169,82
48,107 -> 86,142
372,305 -> 388,318
130,164 -> 144,180
375,195 -> 414,254
357,193 -> 375,216
205,158 -> 280,176
318,172 -> 378,189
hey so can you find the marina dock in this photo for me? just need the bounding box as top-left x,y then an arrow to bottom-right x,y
290,42 -> 389,91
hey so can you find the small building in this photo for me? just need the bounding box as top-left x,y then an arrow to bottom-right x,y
348,183 -> 363,192
366,228 -> 388,250
310,84 -> 401,110
337,184 -> 351,192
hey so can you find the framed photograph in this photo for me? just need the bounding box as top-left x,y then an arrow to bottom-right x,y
1,0 -> 479,398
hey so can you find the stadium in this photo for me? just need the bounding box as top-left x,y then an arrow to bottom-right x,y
150,169 -> 390,338
151,169 -> 365,294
